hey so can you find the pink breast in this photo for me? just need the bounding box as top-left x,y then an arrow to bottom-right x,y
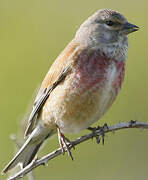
73,50 -> 112,91
71,49 -> 126,95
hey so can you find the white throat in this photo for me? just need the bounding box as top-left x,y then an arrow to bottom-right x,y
97,37 -> 128,61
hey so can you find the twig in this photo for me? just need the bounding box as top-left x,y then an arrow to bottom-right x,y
7,120 -> 148,180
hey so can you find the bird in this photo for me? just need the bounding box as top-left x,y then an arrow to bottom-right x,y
2,9 -> 139,174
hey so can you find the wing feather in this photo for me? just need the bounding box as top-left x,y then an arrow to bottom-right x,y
25,41 -> 79,136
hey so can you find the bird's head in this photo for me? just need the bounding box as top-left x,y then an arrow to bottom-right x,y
75,9 -> 139,61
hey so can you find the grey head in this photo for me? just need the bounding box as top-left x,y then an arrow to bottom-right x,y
75,9 -> 139,61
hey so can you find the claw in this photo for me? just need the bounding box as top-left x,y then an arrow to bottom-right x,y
88,124 -> 108,145
57,127 -> 74,160
88,126 -> 101,144
101,130 -> 105,145
103,123 -> 109,130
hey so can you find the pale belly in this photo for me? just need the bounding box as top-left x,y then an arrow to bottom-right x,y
41,65 -> 119,134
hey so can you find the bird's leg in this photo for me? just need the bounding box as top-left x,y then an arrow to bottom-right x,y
88,123 -> 108,145
87,126 -> 101,144
57,127 -> 74,160
57,127 -> 65,154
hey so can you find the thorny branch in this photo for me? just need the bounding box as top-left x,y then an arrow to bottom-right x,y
6,120 -> 148,180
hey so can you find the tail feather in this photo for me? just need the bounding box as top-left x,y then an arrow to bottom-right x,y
22,142 -> 42,168
2,124 -> 54,174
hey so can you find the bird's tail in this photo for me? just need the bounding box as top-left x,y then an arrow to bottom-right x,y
2,123 -> 55,174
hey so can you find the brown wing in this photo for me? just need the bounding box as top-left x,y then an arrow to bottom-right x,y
25,40 -> 79,136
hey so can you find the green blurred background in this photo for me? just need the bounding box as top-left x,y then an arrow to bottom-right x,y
0,0 -> 148,179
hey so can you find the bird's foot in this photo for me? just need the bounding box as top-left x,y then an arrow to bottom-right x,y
88,123 -> 108,145
57,127 -> 74,160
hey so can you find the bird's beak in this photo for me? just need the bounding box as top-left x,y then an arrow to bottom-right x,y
122,22 -> 139,35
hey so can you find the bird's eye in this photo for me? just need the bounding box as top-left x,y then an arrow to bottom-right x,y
106,20 -> 114,26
